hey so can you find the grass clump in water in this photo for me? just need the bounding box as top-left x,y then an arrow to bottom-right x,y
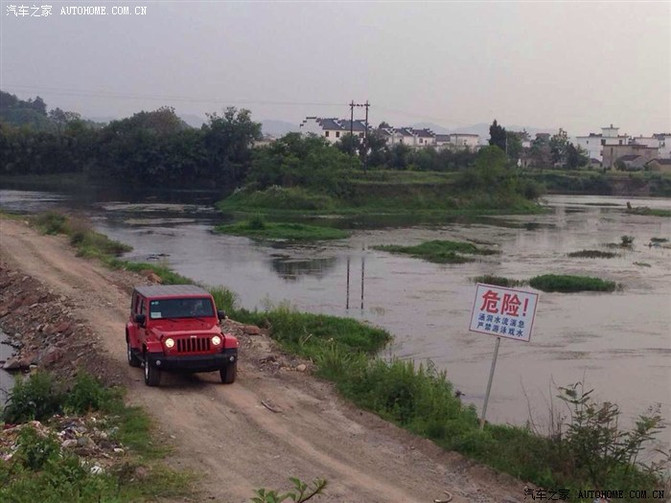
567,250 -> 618,259
529,274 -> 617,293
472,275 -> 523,287
374,240 -> 498,264
627,206 -> 671,217
215,218 -> 349,241
650,237 -> 668,243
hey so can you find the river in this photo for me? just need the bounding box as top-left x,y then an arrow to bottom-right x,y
1,188 -> 670,454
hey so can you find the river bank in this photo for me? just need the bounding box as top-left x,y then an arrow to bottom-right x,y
0,217 -> 527,502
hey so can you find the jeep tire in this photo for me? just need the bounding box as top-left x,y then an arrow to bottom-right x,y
127,337 -> 141,368
144,354 -> 161,386
220,363 -> 236,384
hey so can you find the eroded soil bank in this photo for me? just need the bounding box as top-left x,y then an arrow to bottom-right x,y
0,218 -> 526,503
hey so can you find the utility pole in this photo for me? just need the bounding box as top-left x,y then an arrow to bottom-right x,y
349,100 -> 370,170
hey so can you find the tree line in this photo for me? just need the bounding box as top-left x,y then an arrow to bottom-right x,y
1,91 -> 581,193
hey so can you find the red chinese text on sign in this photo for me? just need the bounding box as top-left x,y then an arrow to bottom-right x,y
469,284 -> 539,342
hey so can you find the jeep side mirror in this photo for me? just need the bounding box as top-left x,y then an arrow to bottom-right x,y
217,310 -> 227,321
134,314 -> 146,326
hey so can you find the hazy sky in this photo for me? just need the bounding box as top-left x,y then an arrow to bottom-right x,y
1,1 -> 669,135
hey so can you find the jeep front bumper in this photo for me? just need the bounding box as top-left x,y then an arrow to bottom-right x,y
145,349 -> 237,373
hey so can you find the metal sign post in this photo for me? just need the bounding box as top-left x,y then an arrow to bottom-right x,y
468,283 -> 539,430
480,336 -> 501,429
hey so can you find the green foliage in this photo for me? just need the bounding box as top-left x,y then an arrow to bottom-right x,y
32,211 -> 69,235
106,259 -> 193,285
30,211 -> 131,258
208,285 -> 238,315
251,477 -> 327,503
215,220 -> 349,241
246,133 -> 358,197
555,383 -> 665,489
63,372 -> 117,415
529,274 -> 617,293
237,303 -> 391,359
220,186 -> 339,211
2,372 -> 63,423
488,119 -> 506,152
567,250 -> 618,259
627,207 -> 671,217
472,275 -> 523,287
650,237 -> 669,243
620,235 -> 635,247
374,240 -> 498,264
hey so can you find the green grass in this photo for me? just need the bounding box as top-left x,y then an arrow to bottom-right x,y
374,240 -> 499,264
31,211 -> 131,257
218,186 -> 339,211
567,250 -> 618,259
627,207 -> 671,217
106,258 -> 193,285
529,274 -> 617,292
231,302 -> 391,360
215,219 -> 349,241
0,372 -> 192,502
472,275 -> 524,287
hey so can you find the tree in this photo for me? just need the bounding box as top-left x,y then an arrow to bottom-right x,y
505,131 -> 524,162
202,107 -> 262,185
550,128 -> 569,167
488,119 -> 506,152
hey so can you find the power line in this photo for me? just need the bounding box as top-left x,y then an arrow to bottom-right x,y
2,84 -> 347,108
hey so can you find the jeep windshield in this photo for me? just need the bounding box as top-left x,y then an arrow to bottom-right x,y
148,298 -> 214,320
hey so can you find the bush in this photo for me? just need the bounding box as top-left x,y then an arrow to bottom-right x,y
64,373 -> 117,415
32,211 -> 69,235
567,250 -> 618,259
2,372 -> 63,423
529,274 -> 617,293
473,275 -> 523,287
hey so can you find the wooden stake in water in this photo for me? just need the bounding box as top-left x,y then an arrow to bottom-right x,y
480,336 -> 501,429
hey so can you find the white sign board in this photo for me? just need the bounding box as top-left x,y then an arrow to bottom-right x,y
469,283 -> 539,342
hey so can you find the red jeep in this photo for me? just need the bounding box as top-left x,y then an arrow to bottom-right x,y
125,285 -> 238,386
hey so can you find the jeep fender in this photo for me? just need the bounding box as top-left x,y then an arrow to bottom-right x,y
126,323 -> 139,348
223,334 -> 239,349
144,340 -> 163,354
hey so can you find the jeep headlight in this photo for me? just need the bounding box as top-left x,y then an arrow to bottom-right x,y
211,335 -> 222,346
164,338 -> 175,349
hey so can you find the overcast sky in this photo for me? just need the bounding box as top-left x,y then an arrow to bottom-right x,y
1,1 -> 669,136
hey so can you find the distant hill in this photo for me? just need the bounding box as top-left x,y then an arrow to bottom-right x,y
410,122 -> 450,134
180,114 -> 207,128
261,119 -> 299,137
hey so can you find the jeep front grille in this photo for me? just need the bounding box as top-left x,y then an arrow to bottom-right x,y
176,337 -> 211,353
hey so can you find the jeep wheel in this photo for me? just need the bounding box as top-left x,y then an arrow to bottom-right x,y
220,363 -> 236,384
144,355 -> 161,386
127,338 -> 141,368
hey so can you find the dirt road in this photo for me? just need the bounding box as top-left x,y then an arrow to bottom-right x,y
0,218 -> 526,503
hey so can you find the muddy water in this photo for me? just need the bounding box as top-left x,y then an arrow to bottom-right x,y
1,190 -> 670,451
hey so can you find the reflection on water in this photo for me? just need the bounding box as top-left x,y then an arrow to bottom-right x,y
269,254 -> 338,282
1,189 -> 670,450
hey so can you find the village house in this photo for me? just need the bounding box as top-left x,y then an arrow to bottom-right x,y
299,116 -> 481,151
645,158 -> 671,174
602,143 -> 658,170
299,117 -> 367,144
